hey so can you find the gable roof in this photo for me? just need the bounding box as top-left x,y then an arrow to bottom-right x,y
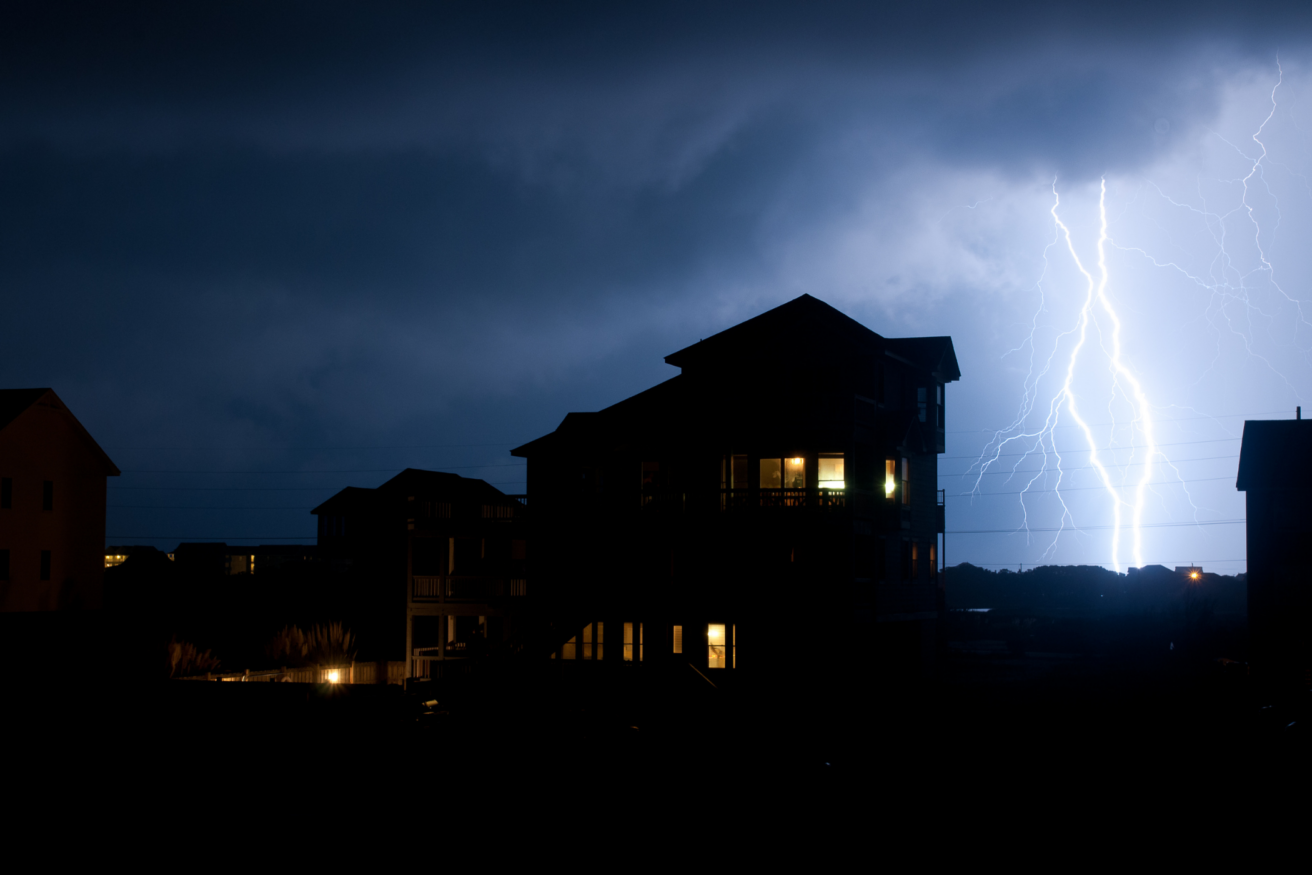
0,388 -> 120,476
664,294 -> 883,371
1236,419 -> 1312,491
0,388 -> 48,433
311,468 -> 515,515
885,336 -> 961,382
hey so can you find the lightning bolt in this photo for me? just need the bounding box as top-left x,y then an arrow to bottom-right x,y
967,60 -> 1305,574
1050,179 -> 1156,572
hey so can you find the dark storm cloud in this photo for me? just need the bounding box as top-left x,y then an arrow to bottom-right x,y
3,1 -> 1310,549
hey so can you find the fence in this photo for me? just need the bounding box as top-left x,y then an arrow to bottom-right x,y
176,661 -> 406,685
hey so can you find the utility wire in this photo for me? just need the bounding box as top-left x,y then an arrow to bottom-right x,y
116,462 -> 525,475
940,453 -> 1238,477
948,518 -> 1244,534
939,436 -> 1239,461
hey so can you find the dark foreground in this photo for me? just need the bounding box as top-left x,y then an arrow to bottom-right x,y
4,614 -> 1307,823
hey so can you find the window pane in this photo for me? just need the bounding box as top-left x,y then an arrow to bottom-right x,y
917,387 -> 928,422
784,457 -> 805,489
596,621 -> 604,660
624,622 -> 634,662
639,623 -> 644,662
708,624 -> 726,669
673,625 -> 683,654
563,636 -> 576,660
902,457 -> 910,505
885,459 -> 897,498
759,459 -> 781,489
818,456 -> 844,489
732,624 -> 736,669
582,622 -> 593,660
731,455 -> 748,488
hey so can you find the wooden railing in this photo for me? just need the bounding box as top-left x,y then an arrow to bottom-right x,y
639,488 -> 872,514
411,575 -> 529,601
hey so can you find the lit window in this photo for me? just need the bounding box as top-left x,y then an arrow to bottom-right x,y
708,624 -> 727,668
917,387 -> 928,423
623,622 -> 644,662
732,625 -> 736,668
901,457 -> 910,505
582,622 -> 603,660
912,541 -> 919,580
562,635 -> 576,660
673,625 -> 683,654
759,459 -> 781,489
885,460 -> 896,499
785,457 -> 805,489
818,455 -> 844,490
930,543 -> 937,580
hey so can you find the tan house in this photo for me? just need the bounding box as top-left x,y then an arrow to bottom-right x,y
0,389 -> 120,610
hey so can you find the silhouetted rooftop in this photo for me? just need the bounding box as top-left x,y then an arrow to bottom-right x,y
1236,418 -> 1312,491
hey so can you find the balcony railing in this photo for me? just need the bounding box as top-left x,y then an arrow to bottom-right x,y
638,487 -> 872,514
411,575 -> 529,601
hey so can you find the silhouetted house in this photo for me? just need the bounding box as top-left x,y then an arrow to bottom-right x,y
1237,416 -> 1312,678
512,294 -> 959,681
312,469 -> 527,670
170,542 -> 315,576
0,388 -> 120,611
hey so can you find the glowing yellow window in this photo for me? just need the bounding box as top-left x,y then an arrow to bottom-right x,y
885,459 -> 896,498
708,624 -> 727,668
818,455 -> 844,489
623,622 -> 643,662
784,457 -> 805,489
673,625 -> 683,654
562,635 -> 576,660
582,622 -> 602,660
759,459 -> 781,489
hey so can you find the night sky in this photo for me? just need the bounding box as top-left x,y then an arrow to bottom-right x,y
5,2 -> 1312,573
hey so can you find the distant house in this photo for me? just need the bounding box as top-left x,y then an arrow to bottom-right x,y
0,388 -> 120,610
512,294 -> 959,679
1237,416 -> 1312,679
312,469 -> 528,671
168,542 -> 316,576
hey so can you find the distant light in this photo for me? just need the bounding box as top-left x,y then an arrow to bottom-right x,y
885,478 -> 896,497
1190,571 -> 1200,580
327,670 -> 340,683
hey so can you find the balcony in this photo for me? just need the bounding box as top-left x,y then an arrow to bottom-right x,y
411,575 -> 529,602
637,488 -> 876,515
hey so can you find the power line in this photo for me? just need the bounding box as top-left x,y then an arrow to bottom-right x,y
947,474 -> 1238,496
940,436 -> 1239,461
116,462 -> 525,475
946,408 -> 1292,435
940,453 -> 1238,477
102,441 -> 525,451
948,518 -> 1244,534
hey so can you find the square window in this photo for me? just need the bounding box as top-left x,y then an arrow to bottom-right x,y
784,457 -> 805,489
818,456 -> 844,489
708,623 -> 727,668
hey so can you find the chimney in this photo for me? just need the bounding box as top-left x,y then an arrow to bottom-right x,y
1299,407 -> 1302,420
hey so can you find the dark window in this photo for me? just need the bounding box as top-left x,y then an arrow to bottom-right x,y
1,477 -> 10,509
900,540 -> 911,580
40,550 -> 51,581
42,480 -> 53,512
917,387 -> 928,422
0,549 -> 8,581
936,384 -> 944,429
877,538 -> 887,581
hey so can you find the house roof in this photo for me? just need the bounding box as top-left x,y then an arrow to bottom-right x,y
664,294 -> 884,370
1236,419 -> 1312,491
885,336 -> 961,382
310,468 -> 515,515
0,388 -> 120,476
